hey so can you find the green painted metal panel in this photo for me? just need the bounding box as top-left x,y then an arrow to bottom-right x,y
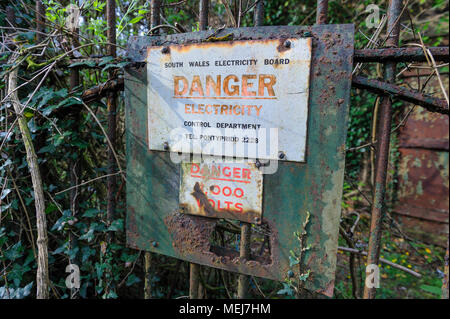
125,24 -> 354,296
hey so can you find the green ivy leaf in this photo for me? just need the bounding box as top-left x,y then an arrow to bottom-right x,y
107,219 -> 123,232
38,144 -> 56,154
98,56 -> 114,66
126,274 -> 141,287
83,208 -> 100,218
4,241 -> 24,261
69,60 -> 97,68
101,61 -> 129,73
289,255 -> 299,267
45,203 -> 58,214
299,270 -> 311,281
79,227 -> 95,242
420,284 -> 442,296
277,283 -> 294,296
129,16 -> 144,24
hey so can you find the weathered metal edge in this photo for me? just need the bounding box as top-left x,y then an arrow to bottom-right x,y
127,24 -> 355,62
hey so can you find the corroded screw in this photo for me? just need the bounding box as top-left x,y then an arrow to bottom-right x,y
284,40 -> 291,48
278,151 -> 285,159
161,46 -> 170,54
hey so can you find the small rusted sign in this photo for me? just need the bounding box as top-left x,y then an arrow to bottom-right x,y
146,38 -> 312,162
179,160 -> 263,224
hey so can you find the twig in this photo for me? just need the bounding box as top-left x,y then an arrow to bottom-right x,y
338,246 -> 422,278
392,104 -> 416,133
161,0 -> 188,7
54,171 -> 124,196
379,0 -> 410,48
219,0 -> 237,27
75,98 -> 125,181
241,0 -> 261,16
346,142 -> 375,152
251,276 -> 266,298
146,24 -> 182,35
426,48 -> 449,106
7,168 -> 37,259
339,227 -> 360,299
117,251 -> 141,288
353,14 -> 387,76
220,270 -> 233,299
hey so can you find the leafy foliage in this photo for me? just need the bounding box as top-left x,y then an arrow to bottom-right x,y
0,0 -> 447,299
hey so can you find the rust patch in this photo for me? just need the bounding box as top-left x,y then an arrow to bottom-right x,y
164,211 -> 216,255
191,181 -> 215,216
276,38 -> 290,53
161,46 -> 170,54
126,206 -> 140,247
163,211 -> 280,277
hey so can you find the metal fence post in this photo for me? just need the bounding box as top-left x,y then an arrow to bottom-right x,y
106,0 -> 117,235
254,0 -> 264,27
190,263 -> 200,299
143,0 -> 163,299
144,251 -> 152,298
236,1 -> 266,299
363,0 -> 402,299
316,0 -> 328,24
68,1 -> 81,299
199,0 -> 209,31
237,223 -> 252,298
36,1 -> 45,43
186,0 -> 211,299
150,0 -> 161,34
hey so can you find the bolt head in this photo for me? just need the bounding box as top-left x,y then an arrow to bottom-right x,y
278,151 -> 285,159
284,40 -> 291,48
161,46 -> 170,54
163,142 -> 169,151
152,241 -> 158,247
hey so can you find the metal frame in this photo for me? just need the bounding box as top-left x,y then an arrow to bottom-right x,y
113,0 -> 448,299
125,23 -> 355,297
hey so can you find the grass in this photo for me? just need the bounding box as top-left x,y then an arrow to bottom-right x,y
334,229 -> 446,299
